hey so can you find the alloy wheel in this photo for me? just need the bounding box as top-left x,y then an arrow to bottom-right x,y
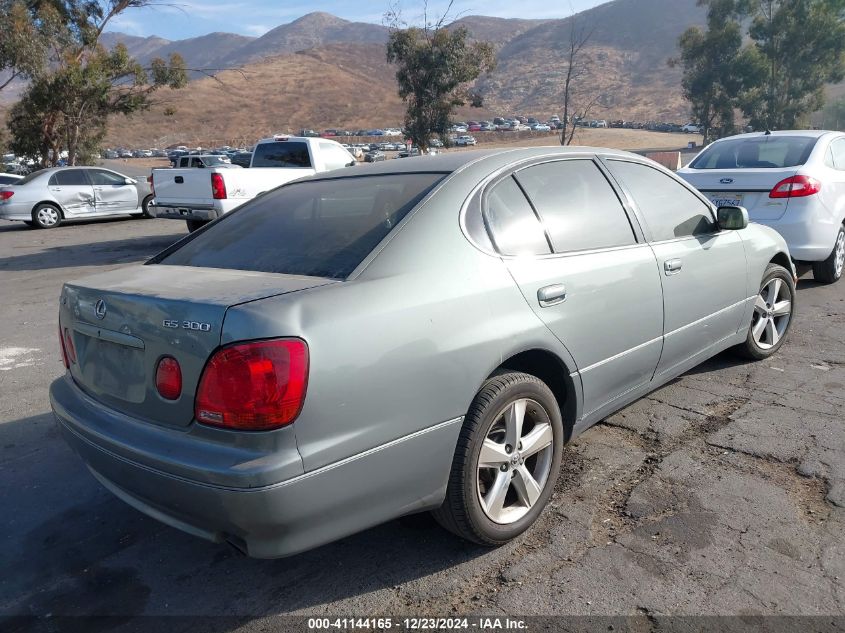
751,277 -> 792,350
834,230 -> 845,279
476,398 -> 554,524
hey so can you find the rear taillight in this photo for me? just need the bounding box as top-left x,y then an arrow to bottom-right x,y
155,356 -> 182,400
147,174 -> 154,196
769,175 -> 821,199
0,191 -> 13,201
59,325 -> 69,369
211,173 -> 227,199
195,339 -> 309,431
63,328 -> 76,364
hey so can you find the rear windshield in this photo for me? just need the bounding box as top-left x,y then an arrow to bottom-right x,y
689,136 -> 818,169
251,141 -> 312,168
156,173 -> 446,279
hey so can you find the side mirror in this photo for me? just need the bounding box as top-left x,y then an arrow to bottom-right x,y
717,205 -> 748,230
124,177 -> 135,185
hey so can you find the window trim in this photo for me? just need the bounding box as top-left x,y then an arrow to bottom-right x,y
461,153 -> 647,260
600,156 -> 722,244
480,174 -> 553,256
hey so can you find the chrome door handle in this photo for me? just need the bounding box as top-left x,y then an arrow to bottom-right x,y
538,283 -> 567,307
664,259 -> 683,275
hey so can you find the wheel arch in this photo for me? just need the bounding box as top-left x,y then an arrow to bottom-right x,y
31,200 -> 64,217
769,251 -> 792,274
490,348 -> 579,443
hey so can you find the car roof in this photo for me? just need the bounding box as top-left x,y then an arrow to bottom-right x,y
313,146 -> 646,180
715,130 -> 839,141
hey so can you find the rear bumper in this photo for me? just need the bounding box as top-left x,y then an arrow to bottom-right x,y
0,202 -> 37,221
148,203 -> 219,221
752,198 -> 841,262
50,375 -> 460,558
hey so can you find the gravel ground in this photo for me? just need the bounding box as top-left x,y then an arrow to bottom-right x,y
0,215 -> 842,632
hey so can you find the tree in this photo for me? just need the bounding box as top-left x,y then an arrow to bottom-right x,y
7,0 -> 187,166
385,3 -> 495,151
0,1 -> 47,92
738,0 -> 845,130
671,0 -> 745,143
557,13 -> 598,145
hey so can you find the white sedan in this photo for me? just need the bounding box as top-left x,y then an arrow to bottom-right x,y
455,135 -> 477,146
678,130 -> 845,283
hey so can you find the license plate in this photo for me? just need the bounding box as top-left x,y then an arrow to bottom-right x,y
708,192 -> 743,207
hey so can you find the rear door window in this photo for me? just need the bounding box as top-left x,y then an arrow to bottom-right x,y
50,170 -> 91,186
689,136 -> 818,169
157,173 -> 445,279
515,160 -> 635,253
251,141 -> 312,168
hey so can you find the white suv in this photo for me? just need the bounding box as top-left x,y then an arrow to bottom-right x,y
678,130 -> 845,283
455,135 -> 477,146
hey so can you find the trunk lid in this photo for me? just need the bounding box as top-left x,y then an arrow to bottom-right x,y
60,264 -> 332,428
678,167 -> 801,221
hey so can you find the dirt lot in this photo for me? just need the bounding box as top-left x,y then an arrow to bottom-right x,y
0,210 -> 842,632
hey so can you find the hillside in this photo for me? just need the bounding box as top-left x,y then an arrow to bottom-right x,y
10,1 -> 719,146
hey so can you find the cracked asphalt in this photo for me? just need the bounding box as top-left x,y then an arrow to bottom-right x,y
0,213 -> 843,631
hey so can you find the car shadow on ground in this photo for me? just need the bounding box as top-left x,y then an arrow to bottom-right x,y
0,413 -> 489,619
0,231 -> 187,272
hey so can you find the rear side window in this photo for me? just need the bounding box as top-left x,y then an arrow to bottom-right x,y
483,176 -> 551,256
829,138 -> 845,171
158,173 -> 445,279
515,160 -> 635,253
251,141 -> 312,168
50,170 -> 90,186
609,160 -> 714,242
689,136 -> 817,169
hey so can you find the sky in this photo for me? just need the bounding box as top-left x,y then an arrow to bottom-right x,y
107,0 -> 608,40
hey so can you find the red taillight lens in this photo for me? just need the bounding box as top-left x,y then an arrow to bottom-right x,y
59,325 -> 69,369
195,339 -> 309,431
211,173 -> 227,199
769,175 -> 821,199
63,328 -> 76,364
147,174 -> 154,196
155,356 -> 183,400
0,191 -> 14,201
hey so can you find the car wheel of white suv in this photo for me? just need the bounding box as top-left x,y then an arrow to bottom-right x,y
812,225 -> 845,284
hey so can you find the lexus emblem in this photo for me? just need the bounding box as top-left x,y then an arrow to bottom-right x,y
94,299 -> 107,320
720,178 -> 734,184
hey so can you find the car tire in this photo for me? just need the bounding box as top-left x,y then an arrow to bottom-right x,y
432,371 -> 563,546
812,225 -> 845,284
140,194 -> 154,219
32,203 -> 62,229
186,219 -> 207,233
734,263 -> 795,360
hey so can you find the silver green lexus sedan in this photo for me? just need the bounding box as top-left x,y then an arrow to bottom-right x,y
50,147 -> 796,558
